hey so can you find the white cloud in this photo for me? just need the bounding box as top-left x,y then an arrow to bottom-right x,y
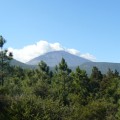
80,53 -> 96,61
8,40 -> 96,63
67,49 -> 80,55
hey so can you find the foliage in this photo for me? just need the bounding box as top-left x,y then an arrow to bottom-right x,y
1,39 -> 120,119
0,36 -> 13,86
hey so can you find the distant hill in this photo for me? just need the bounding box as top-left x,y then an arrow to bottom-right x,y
26,51 -> 91,67
80,62 -> 120,74
10,51 -> 120,75
10,59 -> 35,69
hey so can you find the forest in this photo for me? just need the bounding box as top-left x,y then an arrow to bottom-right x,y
1,36 -> 120,120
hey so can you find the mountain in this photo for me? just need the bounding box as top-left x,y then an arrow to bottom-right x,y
26,51 -> 91,67
80,62 -> 120,74
10,51 -> 120,75
10,59 -> 35,69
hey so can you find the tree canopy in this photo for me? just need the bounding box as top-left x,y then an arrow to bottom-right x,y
0,37 -> 120,119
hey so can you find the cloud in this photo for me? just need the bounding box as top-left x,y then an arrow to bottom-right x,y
8,40 -> 96,63
80,53 -> 96,61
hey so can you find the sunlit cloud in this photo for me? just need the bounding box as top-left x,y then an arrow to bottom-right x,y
8,40 -> 96,63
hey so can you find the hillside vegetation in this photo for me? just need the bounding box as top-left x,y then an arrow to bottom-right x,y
1,59 -> 120,119
1,36 -> 120,120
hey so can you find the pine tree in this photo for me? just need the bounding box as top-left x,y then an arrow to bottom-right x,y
90,67 -> 103,97
0,36 -> 13,86
71,66 -> 89,105
58,58 -> 71,106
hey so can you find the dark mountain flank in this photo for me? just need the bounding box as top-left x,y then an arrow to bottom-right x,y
80,62 -> 120,74
10,59 -> 35,69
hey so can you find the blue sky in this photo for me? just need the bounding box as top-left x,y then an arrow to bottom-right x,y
0,0 -> 120,63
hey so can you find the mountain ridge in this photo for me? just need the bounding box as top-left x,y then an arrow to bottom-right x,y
10,59 -> 36,69
26,50 -> 91,66
80,62 -> 120,74
10,51 -> 120,74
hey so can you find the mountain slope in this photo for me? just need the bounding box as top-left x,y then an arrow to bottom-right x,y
80,62 -> 120,74
26,51 -> 91,67
10,59 -> 35,69
10,58 -> 120,75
